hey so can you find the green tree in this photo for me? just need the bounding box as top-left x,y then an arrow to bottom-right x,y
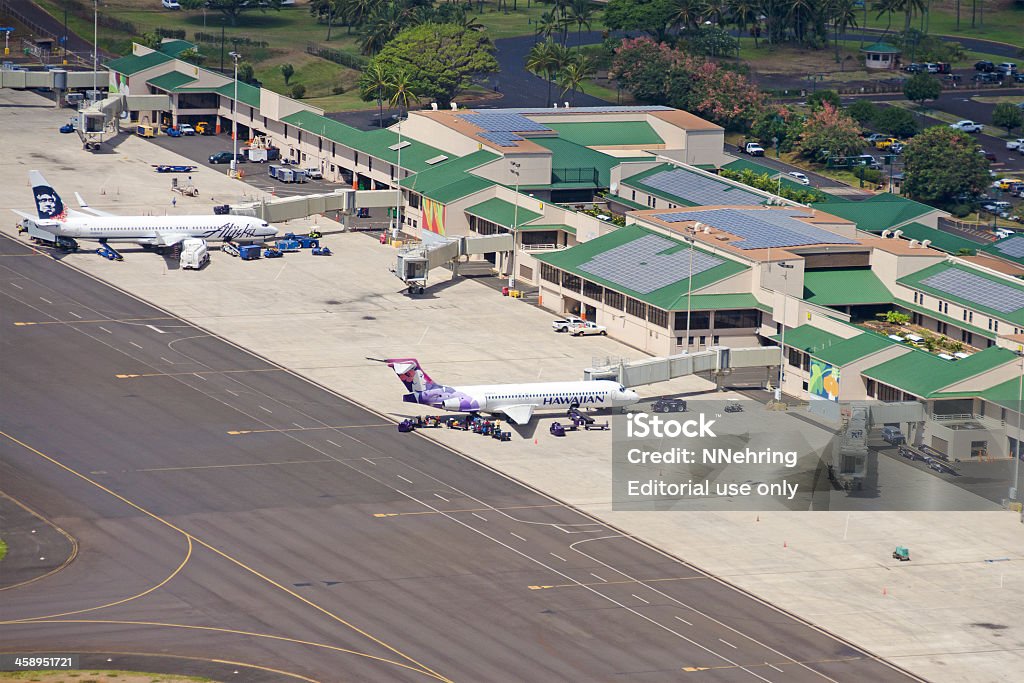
829,0 -> 859,62
873,106 -> 918,138
280,63 -> 295,85
751,106 -> 802,152
360,60 -> 393,126
309,0 -> 343,39
361,1 -> 412,55
671,0 -> 709,32
558,54 -> 595,105
903,73 -> 941,107
808,90 -> 841,111
726,0 -> 759,47
685,25 -> 738,57
872,0 -> 900,35
797,103 -> 863,159
139,32 -> 163,50
608,37 -> 673,104
180,0 -> 282,27
992,102 -> 1024,136
902,125 -> 990,204
388,68 -> 420,118
178,48 -> 206,66
527,40 -> 562,107
238,61 -> 255,83
364,23 -> 497,109
291,83 -> 306,99
846,99 -> 878,126
603,0 -> 677,42
567,0 -> 597,49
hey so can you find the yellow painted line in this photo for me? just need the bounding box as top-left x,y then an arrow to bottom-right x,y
683,667 -> 711,672
136,458 -> 336,472
228,423 -> 391,435
680,656 -> 865,673
371,503 -> 563,518
0,429 -> 452,683
117,368 -> 284,379
14,316 -> 176,326
528,576 -> 707,590
0,491 -> 79,593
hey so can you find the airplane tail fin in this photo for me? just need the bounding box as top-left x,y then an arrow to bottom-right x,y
386,358 -> 440,397
29,171 -> 67,222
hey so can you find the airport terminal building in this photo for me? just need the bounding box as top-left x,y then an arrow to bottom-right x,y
100,41 -> 1024,463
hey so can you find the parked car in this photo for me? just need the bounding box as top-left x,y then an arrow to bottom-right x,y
935,62 -> 952,74
570,321 -> 608,336
787,171 -> 810,185
974,60 -> 996,72
652,398 -> 687,413
1005,139 -> 1024,151
551,316 -> 585,332
208,151 -> 246,164
1014,73 -> 1024,83
864,133 -> 887,144
950,120 -> 984,133
973,72 -> 1002,84
979,149 -> 997,162
881,426 -> 906,445
162,0 -> 181,8
924,63 -> 940,73
743,142 -> 765,156
303,167 -> 323,180
855,154 -> 882,169
903,63 -> 924,73
875,137 -> 902,150
178,123 -> 195,136
996,62 -> 1018,75
942,74 -> 962,84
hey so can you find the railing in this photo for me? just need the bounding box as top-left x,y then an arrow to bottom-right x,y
521,243 -> 566,252
552,167 -> 599,184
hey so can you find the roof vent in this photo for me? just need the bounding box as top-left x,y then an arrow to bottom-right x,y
431,102 -> 438,111
921,239 -> 932,249
908,239 -> 920,248
881,229 -> 892,238
893,230 -> 903,239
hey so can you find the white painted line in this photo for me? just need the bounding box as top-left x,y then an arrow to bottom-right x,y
38,297 -> 52,304
550,553 -> 566,562
274,264 -> 286,281
98,326 -> 112,334
293,422 -> 303,428
326,439 -> 341,448
719,639 -> 737,649
159,356 -> 173,364
258,405 -> 272,413
362,457 -> 376,465
471,512 -> 488,522
434,494 -> 450,502
68,311 -> 82,319
632,594 -> 650,604
397,474 -> 413,484
675,616 -> 692,626
768,664 -> 783,673
226,389 -> 238,397
129,341 -> 143,349
590,573 -> 606,582
10,283 -> 22,289
510,532 -> 526,541
146,324 -> 166,333
193,373 -> 207,381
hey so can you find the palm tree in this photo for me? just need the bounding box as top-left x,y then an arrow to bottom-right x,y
388,69 -> 420,119
899,0 -> 926,34
787,0 -> 817,46
567,0 -> 596,50
454,8 -> 484,32
727,0 -> 758,47
671,0 -> 708,33
526,40 -> 560,107
535,10 -> 562,43
830,0 -> 859,61
873,0 -> 900,36
361,61 -> 392,126
558,54 -> 594,105
701,0 -> 727,26
340,0 -> 383,32
360,1 -> 408,55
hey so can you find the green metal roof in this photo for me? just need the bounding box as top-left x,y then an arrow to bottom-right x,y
464,197 -> 541,228
281,110 -> 450,173
147,71 -> 197,92
519,223 -> 576,235
547,121 -> 664,147
813,332 -> 901,366
895,298 -> 993,339
722,158 -> 779,175
813,193 -> 935,233
685,293 -> 770,312
862,42 -> 901,54
400,149 -> 498,194
105,51 -> 174,76
530,137 -> 645,188
897,261 -> 1024,327
623,163 -> 766,207
157,40 -> 195,57
771,325 -> 844,354
969,374 -> 1024,412
423,176 -> 494,204
608,194 -> 649,211
216,80 -> 261,109
897,222 -> 983,255
862,345 -> 1017,398
802,268 -> 893,306
981,235 -> 1024,266
534,225 -> 749,311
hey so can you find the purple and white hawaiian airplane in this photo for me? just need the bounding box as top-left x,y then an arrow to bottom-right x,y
387,358 -> 640,425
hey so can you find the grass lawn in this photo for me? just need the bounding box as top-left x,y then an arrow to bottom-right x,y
974,95 -> 1024,105
854,0 -> 1024,47
256,53 -> 360,100
0,538 -> 6,562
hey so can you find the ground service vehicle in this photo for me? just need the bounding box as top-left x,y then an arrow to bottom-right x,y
881,426 -> 906,445
238,244 -> 262,260
195,121 -> 213,135
178,123 -> 195,135
221,242 -> 240,257
136,124 -> 155,138
1006,139 -> 1024,151
552,316 -> 585,332
570,321 -> 608,336
875,137 -> 901,150
652,398 -> 686,413
179,238 -> 209,269
744,142 -> 765,156
246,146 -> 279,163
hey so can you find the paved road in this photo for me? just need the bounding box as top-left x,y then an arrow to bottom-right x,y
0,234 -> 922,681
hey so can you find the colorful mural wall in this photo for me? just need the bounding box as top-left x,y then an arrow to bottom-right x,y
422,198 -> 445,236
809,359 -> 840,401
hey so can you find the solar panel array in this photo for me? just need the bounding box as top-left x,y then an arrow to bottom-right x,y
637,169 -> 765,207
496,106 -> 673,114
578,234 -> 724,294
992,236 -> 1024,259
920,268 -> 1024,314
479,131 -> 524,147
459,112 -> 551,132
652,208 -> 858,250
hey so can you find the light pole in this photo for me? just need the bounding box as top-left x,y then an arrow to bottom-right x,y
775,262 -> 794,402
1013,349 -> 1023,501
508,161 -> 521,290
683,227 -> 696,353
393,116 -> 402,235
92,0 -> 97,99
229,51 -> 241,176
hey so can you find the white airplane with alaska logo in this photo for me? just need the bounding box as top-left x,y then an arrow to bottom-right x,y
14,170 -> 277,249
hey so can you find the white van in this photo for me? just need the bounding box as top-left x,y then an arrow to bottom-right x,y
180,238 -> 209,269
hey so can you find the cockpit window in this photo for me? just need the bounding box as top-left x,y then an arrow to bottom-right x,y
618,385 -> 627,392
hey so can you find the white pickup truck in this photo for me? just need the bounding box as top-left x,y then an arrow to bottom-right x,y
571,321 -> 608,336
950,120 -> 984,133
743,142 -> 765,156
552,316 -> 585,332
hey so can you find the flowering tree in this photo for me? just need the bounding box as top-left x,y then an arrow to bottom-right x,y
796,103 -> 863,159
609,37 -> 673,105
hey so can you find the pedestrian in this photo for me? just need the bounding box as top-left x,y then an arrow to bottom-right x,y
171,195 -> 176,207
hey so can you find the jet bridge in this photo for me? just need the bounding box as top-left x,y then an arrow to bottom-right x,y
391,233 -> 513,294
584,346 -> 782,388
229,189 -> 395,225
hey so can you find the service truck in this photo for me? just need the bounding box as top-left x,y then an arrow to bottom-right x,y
179,238 -> 210,269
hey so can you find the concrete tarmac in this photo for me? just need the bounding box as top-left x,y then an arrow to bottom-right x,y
0,236 -> 919,681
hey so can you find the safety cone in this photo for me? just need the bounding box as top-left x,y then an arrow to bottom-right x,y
756,515 -> 760,522
883,587 -> 887,596
534,438 -> 538,445
783,540 -> 787,548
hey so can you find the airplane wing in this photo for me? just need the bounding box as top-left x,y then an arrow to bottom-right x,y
11,209 -> 38,221
74,192 -> 117,217
154,233 -> 190,247
498,404 -> 535,425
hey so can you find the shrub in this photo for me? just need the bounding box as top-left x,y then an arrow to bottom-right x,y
949,203 -> 972,218
291,83 -> 306,99
332,84 -> 346,95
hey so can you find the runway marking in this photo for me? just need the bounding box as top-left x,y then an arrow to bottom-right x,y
258,405 -> 273,413
371,504 -> 564,518
471,513 -> 488,522
116,368 -> 285,379
720,639 -> 737,649
768,664 -> 784,672
679,658 -> 866,675
397,475 -> 414,484
68,311 -> 81,318
8,620 -> 439,681
160,356 -> 174,364
98,326 -> 111,334
434,494 -> 449,502
38,297 -> 51,304
226,389 -> 238,396
129,341 -> 143,349
293,422 -> 303,428
135,459 -> 336,472
0,430 -> 452,683
528,576 -> 708,591
683,667 -> 711,672
146,324 -> 166,333
362,457 -> 377,465
633,594 -> 650,605
510,532 -> 526,541
326,439 -> 341,448
193,373 -> 207,381
13,316 -> 176,327
675,616 -> 693,626
550,553 -> 566,562
226,423 -> 392,435
10,282 -> 22,289
0,491 -> 79,593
